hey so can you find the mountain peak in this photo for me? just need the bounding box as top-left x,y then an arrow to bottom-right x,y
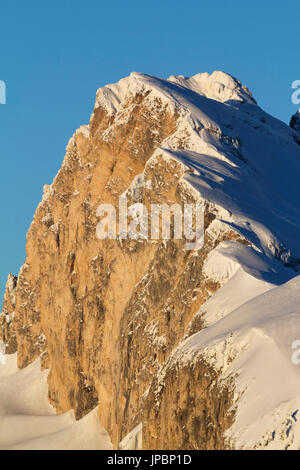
2,70 -> 300,450
168,70 -> 256,104
93,70 -> 256,120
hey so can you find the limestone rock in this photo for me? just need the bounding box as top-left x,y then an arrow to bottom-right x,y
2,71 -> 300,450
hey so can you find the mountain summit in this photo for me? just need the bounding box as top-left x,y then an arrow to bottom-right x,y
1,71 -> 300,450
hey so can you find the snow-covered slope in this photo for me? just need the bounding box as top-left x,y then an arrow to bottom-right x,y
0,355 -> 112,450
166,273 -> 300,449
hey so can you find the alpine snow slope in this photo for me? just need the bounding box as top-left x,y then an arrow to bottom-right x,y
0,354 -> 112,449
2,70 -> 300,450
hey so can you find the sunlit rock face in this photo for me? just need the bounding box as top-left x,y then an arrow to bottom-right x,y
2,71 -> 300,450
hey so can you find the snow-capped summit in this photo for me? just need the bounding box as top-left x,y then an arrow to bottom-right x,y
91,70 -> 300,267
2,70 -> 300,450
93,70 -> 256,119
168,70 -> 256,104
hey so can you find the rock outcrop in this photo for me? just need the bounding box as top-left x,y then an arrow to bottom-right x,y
290,109 -> 300,133
0,274 -> 17,354
290,109 -> 300,146
2,71 -> 300,450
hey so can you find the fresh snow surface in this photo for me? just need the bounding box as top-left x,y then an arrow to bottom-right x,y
0,355 -> 112,450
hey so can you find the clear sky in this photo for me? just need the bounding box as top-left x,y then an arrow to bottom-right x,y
0,0 -> 299,302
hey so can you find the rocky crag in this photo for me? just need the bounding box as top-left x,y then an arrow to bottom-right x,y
2,71 -> 300,449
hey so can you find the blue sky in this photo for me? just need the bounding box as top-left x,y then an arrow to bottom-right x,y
0,0 -> 299,302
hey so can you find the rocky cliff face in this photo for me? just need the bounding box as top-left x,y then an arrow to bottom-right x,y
2,71 -> 300,450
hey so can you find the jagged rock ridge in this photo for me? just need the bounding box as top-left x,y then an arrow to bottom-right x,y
2,71 -> 300,449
